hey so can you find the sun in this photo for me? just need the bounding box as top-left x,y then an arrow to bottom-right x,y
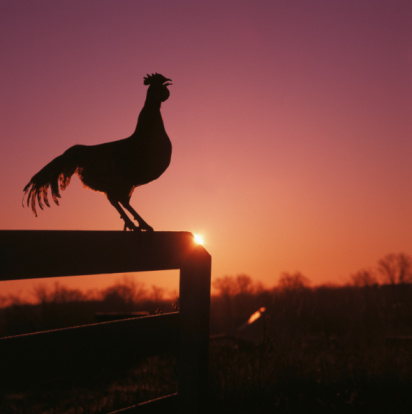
193,234 -> 204,246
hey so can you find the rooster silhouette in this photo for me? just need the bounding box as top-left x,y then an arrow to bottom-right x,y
23,73 -> 172,231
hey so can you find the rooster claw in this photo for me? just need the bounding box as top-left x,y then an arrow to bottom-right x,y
136,224 -> 154,232
123,222 -> 154,232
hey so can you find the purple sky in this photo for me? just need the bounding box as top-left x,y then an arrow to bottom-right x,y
1,0 -> 411,301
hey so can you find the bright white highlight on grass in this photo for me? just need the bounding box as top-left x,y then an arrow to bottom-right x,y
247,307 -> 266,325
193,234 -> 204,245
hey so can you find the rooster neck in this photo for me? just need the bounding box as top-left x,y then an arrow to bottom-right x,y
144,93 -> 162,109
132,86 -> 167,136
133,106 -> 165,136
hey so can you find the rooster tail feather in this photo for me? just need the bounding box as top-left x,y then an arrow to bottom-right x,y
23,147 -> 80,216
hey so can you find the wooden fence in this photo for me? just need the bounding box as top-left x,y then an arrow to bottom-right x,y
0,230 -> 211,413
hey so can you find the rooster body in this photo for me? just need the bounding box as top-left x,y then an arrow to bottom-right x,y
23,73 -> 172,231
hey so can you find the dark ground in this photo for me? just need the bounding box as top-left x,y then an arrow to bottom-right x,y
1,282 -> 412,413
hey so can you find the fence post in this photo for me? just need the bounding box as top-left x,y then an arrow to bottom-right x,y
0,231 -> 212,412
179,246 -> 211,413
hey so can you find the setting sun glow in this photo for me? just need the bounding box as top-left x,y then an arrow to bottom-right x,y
193,234 -> 204,246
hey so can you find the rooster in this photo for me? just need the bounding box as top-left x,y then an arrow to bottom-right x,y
23,73 -> 172,231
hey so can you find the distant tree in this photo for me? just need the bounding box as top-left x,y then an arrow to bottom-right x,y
33,283 -> 86,304
33,284 -> 48,304
213,274 -> 255,297
377,253 -> 412,285
0,294 -> 22,307
150,285 -> 165,302
278,272 -> 310,290
350,269 -> 378,287
101,277 -> 147,306
213,275 -> 237,297
236,274 -> 254,294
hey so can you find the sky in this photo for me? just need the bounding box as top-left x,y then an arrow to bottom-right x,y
1,0 -> 411,301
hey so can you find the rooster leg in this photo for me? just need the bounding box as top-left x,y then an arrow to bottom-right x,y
120,200 -> 154,232
108,198 -> 138,231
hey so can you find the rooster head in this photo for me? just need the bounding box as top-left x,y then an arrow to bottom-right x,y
144,73 -> 172,102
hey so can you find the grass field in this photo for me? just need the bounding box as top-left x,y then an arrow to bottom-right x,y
1,281 -> 412,413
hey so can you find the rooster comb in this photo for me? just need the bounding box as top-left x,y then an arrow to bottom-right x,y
144,73 -> 171,85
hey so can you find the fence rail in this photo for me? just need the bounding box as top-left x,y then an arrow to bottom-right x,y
0,230 -> 211,413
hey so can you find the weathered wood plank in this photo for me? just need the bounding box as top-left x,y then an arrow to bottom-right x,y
179,248 -> 211,412
0,312 -> 179,390
0,230 -> 209,280
109,393 -> 178,413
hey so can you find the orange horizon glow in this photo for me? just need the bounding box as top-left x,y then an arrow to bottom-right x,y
0,1 -> 411,301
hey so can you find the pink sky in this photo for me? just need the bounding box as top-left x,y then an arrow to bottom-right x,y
1,0 -> 411,301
